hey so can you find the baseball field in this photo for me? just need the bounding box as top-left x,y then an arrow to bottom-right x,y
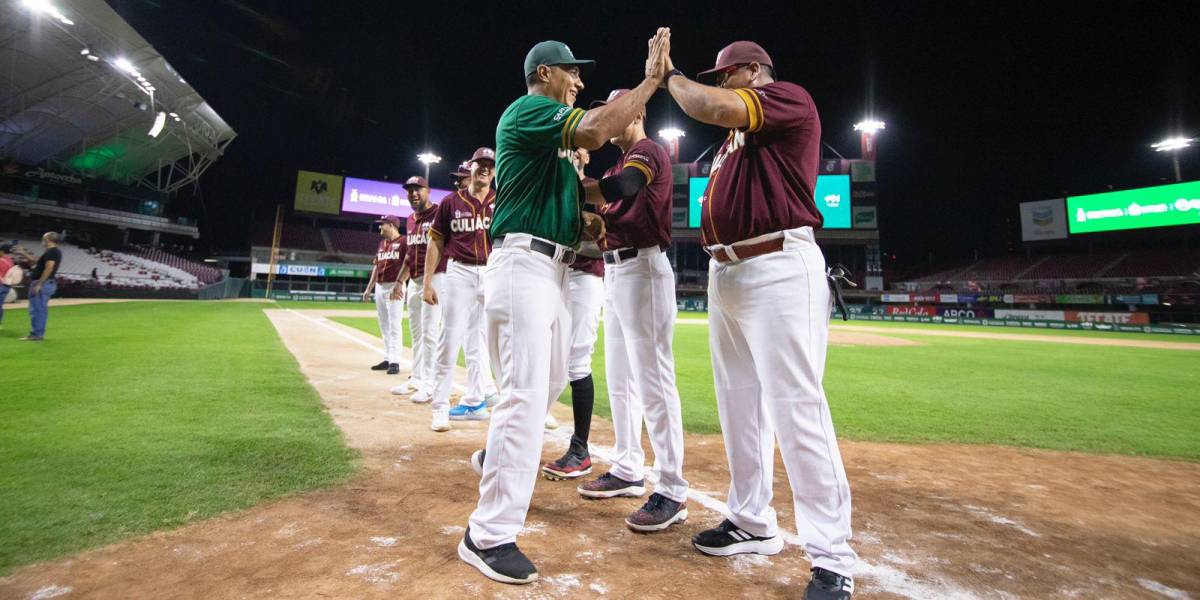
1,299 -> 1198,598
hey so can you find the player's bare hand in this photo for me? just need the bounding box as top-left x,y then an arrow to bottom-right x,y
581,211 -> 606,241
422,285 -> 438,305
389,286 -> 404,301
645,28 -> 670,83
362,288 -> 372,302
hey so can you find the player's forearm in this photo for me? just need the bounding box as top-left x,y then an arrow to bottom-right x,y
423,239 -> 443,288
397,265 -> 410,286
666,76 -> 749,129
365,270 -> 378,291
573,77 -> 659,150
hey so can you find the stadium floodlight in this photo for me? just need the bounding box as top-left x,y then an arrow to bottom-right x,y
853,119 -> 886,134
20,0 -> 74,25
112,57 -> 141,78
148,111 -> 167,138
658,128 -> 685,142
85,54 -> 99,62
418,152 -> 442,180
1152,136 -> 1194,182
79,48 -> 89,55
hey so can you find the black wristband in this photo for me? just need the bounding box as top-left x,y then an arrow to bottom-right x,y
666,68 -> 685,83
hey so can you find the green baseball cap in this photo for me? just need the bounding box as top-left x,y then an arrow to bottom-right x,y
523,40 -> 595,78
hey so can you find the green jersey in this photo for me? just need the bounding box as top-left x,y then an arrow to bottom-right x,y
490,94 -> 586,247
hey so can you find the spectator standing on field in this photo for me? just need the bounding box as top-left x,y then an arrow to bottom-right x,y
16,232 -> 64,341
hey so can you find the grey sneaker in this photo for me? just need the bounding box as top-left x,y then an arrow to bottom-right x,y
577,472 -> 645,499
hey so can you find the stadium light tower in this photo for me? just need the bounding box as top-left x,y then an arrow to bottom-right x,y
1151,136 -> 1194,182
853,119 -> 885,160
658,128 -> 685,162
417,152 -> 442,181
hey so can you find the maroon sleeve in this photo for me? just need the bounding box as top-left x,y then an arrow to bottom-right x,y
623,139 -> 662,184
430,193 -> 454,239
738,82 -> 811,134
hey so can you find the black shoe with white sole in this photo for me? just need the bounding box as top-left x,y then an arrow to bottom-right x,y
386,363 -> 400,375
370,360 -> 389,371
804,567 -> 854,599
625,493 -> 688,532
692,519 -> 785,556
457,527 -> 538,585
577,472 -> 646,499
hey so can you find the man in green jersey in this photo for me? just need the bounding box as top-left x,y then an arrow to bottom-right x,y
457,30 -> 672,585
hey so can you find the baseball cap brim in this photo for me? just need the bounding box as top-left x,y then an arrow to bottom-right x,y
697,64 -> 739,84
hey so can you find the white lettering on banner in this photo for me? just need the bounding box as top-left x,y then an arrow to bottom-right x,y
1074,312 -> 1137,324
881,293 -> 910,303
942,309 -> 979,318
449,216 -> 491,233
24,167 -> 84,185
994,309 -> 1066,321
350,188 -> 403,207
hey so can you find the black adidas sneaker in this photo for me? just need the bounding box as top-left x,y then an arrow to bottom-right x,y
692,519 -> 784,556
457,527 -> 538,585
804,567 -> 854,599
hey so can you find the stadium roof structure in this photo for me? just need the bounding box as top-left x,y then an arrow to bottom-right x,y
0,0 -> 236,193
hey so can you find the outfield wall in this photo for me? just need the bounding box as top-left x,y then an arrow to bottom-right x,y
847,312 -> 1200,336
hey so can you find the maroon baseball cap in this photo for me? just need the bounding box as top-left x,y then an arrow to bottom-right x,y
697,41 -> 774,83
451,161 -> 470,179
375,215 -> 402,227
589,88 -> 630,109
402,175 -> 428,189
469,147 -> 496,164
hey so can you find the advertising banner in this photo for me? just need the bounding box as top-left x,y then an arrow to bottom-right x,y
939,307 -> 993,319
342,177 -> 453,218
1068,181 -> 1200,234
1114,294 -> 1159,305
1012,293 -> 1053,304
1066,311 -> 1150,325
887,305 -> 938,317
294,170 -> 344,215
994,309 -> 1066,321
881,293 -> 910,303
852,206 -> 878,229
1019,199 -> 1068,241
850,160 -> 876,183
938,293 -> 958,304
1055,294 -> 1105,304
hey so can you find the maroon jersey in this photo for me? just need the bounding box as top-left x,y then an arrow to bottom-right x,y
405,206 -> 448,279
570,254 -> 604,278
600,138 -> 673,251
430,187 -> 495,265
374,236 -> 406,282
700,81 -> 822,246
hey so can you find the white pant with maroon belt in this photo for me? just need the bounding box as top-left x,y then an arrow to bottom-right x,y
406,275 -> 443,392
431,259 -> 498,411
468,233 -> 571,549
374,282 -> 404,364
706,226 -> 857,577
603,247 -> 689,503
566,269 -> 604,381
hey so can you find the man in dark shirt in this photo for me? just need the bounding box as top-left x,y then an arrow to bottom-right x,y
661,39 -> 857,599
23,232 -> 63,341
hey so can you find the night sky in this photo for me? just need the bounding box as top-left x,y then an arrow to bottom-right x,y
110,0 -> 1199,271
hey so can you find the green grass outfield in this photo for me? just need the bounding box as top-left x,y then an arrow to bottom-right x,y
0,302 -> 358,575
334,312 -> 1200,461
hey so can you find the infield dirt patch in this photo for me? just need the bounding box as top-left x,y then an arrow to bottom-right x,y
1,308 -> 1197,599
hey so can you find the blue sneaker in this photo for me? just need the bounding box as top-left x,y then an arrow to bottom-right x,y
449,403 -> 489,421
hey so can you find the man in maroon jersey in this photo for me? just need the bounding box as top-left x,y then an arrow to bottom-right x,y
389,176 -> 447,406
362,215 -> 407,374
570,88 -> 688,533
422,147 -> 500,431
661,39 -> 857,599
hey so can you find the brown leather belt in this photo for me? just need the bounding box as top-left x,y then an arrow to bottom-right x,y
709,237 -> 785,263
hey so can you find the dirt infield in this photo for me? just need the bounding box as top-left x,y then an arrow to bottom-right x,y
2,308 -> 1198,599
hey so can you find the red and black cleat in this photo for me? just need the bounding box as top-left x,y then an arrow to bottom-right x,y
541,450 -> 593,480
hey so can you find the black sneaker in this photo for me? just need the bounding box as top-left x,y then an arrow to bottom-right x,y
692,519 -> 784,557
457,527 -> 538,585
386,362 -> 400,375
804,567 -> 854,600
370,360 -> 389,371
577,472 -> 646,499
626,492 -> 688,532
541,449 -> 592,480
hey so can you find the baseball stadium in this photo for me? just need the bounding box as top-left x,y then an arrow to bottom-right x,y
1,2 -> 1198,599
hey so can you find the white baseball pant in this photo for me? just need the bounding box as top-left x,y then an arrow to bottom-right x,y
566,269 -> 604,381
603,247 -> 689,503
468,234 -> 570,549
374,281 -> 404,364
707,226 -> 857,577
431,259 -> 498,411
406,275 -> 444,391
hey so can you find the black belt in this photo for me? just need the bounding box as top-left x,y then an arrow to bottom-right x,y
602,247 -> 639,265
493,236 -> 575,264
826,263 -> 857,321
